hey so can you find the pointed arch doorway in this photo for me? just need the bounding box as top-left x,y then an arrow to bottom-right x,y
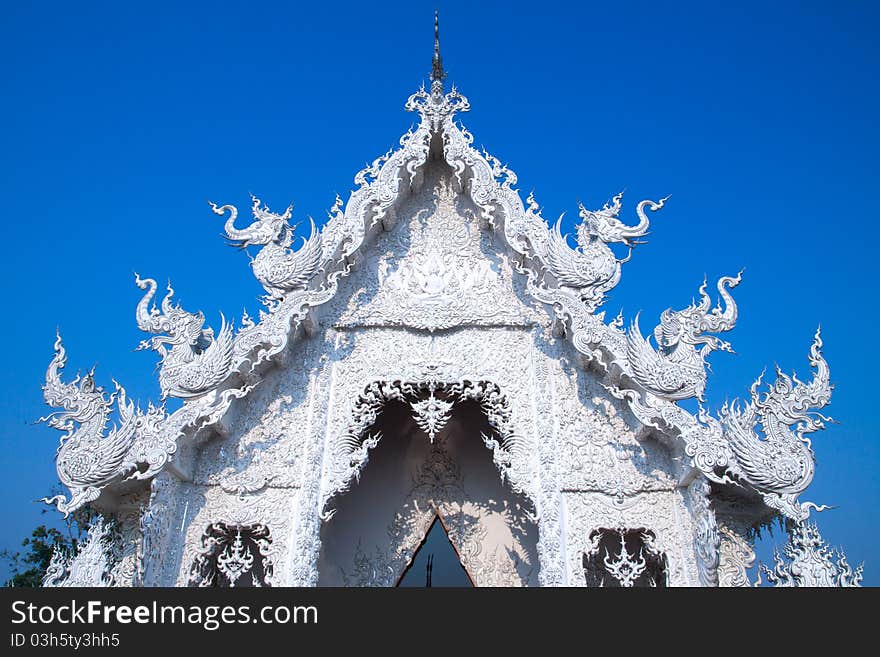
397,515 -> 473,587
316,393 -> 539,586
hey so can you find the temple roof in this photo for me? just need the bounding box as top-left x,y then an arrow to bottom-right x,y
40,16 -> 833,532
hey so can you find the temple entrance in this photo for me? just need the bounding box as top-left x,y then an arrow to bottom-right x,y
397,516 -> 473,587
316,395 -> 539,586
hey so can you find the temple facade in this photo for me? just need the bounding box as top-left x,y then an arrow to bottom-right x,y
40,17 -> 861,587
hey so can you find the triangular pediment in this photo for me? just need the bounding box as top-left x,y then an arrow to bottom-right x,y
332,158 -> 545,332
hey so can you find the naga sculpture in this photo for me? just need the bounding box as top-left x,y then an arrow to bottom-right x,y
721,327 -> 833,520
40,334 -> 139,516
134,275 -> 234,399
211,195 -> 323,303
544,192 -> 667,311
626,272 -> 742,402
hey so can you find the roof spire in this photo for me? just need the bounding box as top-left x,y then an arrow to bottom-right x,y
430,9 -> 446,91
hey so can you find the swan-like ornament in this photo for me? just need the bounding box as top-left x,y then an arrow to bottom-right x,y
40,333 -> 138,516
211,195 -> 323,303
134,275 -> 234,399
626,272 -> 742,402
545,193 -> 667,311
722,327 -> 833,520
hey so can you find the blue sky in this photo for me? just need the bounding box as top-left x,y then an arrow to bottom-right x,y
1,1 -> 877,584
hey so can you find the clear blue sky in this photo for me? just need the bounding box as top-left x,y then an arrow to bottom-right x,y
1,1 -> 877,584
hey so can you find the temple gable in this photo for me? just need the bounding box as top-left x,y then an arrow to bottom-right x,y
36,15 -> 860,588
333,161 -> 544,332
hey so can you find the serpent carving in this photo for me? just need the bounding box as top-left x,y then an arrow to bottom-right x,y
723,327 -> 833,520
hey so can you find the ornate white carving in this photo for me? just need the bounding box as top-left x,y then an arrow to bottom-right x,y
722,328 -> 833,520
565,491 -> 698,586
40,333 -> 170,516
531,349 -> 564,586
546,193 -> 667,311
687,477 -> 720,586
717,523 -> 756,588
37,16 -> 859,587
321,377 -> 534,520
43,516 -> 116,587
189,523 -> 273,587
138,474 -> 175,586
135,275 -> 235,399
582,527 -> 666,587
758,521 -> 862,587
173,487 -> 290,587
212,196 -> 323,303
614,327 -> 835,524
217,531 -> 254,585
410,392 -> 454,442
625,272 -> 742,402
329,425 -> 538,587
342,173 -> 538,332
602,532 -> 648,587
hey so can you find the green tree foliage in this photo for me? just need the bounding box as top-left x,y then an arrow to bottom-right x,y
2,489 -> 98,587
1,525 -> 69,587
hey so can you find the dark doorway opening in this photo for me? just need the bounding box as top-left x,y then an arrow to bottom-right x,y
397,516 -> 473,587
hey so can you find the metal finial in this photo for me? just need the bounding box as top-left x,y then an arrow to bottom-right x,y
431,9 -> 446,84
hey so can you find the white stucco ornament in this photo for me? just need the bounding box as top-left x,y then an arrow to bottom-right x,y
39,13 -> 860,587
757,521 -> 863,587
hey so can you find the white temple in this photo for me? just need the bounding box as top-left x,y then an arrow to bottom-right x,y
40,15 -> 861,587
